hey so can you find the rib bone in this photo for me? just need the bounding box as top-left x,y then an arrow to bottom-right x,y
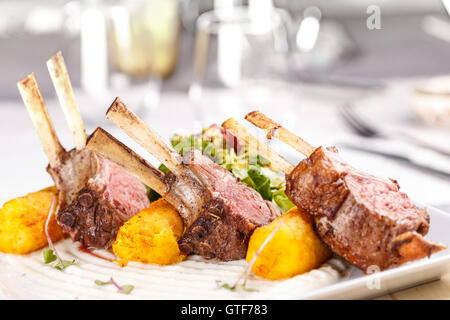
86,126 -> 207,229
86,127 -> 167,196
222,118 -> 294,174
47,51 -> 87,150
17,73 -> 65,167
245,111 -> 316,157
106,98 -> 185,176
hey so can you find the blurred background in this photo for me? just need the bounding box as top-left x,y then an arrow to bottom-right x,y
1,0 -> 450,208
1,0 -> 450,98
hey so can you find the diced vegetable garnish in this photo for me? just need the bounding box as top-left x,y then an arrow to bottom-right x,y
147,125 -> 292,212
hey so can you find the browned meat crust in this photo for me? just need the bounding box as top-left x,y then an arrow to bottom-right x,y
49,148 -> 150,249
179,199 -> 251,260
177,150 -> 281,260
286,146 -> 446,270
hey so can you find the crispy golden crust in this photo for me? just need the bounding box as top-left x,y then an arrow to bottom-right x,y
112,199 -> 185,266
246,207 -> 331,280
0,187 -> 63,254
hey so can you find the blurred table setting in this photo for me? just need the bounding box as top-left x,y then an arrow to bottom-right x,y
1,0 -> 450,299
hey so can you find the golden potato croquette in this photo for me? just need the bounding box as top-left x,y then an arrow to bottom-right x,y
246,206 -> 331,280
113,198 -> 185,266
0,186 -> 63,254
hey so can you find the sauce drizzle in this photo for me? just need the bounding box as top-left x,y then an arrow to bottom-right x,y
78,244 -> 114,262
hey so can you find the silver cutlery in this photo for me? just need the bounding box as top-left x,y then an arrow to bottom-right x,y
339,104 -> 450,157
297,74 -> 386,91
338,143 -> 450,180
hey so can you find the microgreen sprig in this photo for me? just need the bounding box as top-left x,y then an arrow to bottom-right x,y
95,277 -> 134,294
43,196 -> 76,271
217,218 -> 285,293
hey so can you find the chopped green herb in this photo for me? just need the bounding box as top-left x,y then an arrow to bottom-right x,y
43,249 -> 57,264
247,165 -> 272,201
217,282 -> 233,290
257,155 -> 270,166
168,126 -> 289,211
54,259 -> 77,271
272,189 -> 295,212
238,284 -> 258,292
231,167 -> 247,180
172,135 -> 201,154
216,281 -> 258,293
158,163 -> 170,173
148,189 -> 162,202
95,277 -> 135,295
248,154 -> 270,166
170,134 -> 182,147
95,279 -> 111,286
147,187 -> 162,202
202,141 -> 216,158
241,176 -> 256,189
119,285 -> 135,295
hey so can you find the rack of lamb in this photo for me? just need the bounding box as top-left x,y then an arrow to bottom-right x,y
86,99 -> 281,260
17,52 -> 150,249
222,112 -> 446,270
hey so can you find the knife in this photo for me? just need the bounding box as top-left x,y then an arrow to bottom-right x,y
338,143 -> 450,179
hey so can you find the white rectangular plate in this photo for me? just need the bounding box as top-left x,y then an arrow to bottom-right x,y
0,204 -> 448,300
304,204 -> 450,299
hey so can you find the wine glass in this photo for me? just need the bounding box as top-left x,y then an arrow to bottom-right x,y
76,0 -> 180,125
188,3 -> 294,128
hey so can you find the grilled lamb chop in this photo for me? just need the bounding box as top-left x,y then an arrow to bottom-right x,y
51,149 -> 149,248
223,112 -> 446,270
285,146 -> 443,270
87,99 -> 281,260
178,149 -> 280,260
86,127 -> 208,231
17,52 -> 149,249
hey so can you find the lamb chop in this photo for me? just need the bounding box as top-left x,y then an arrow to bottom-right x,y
86,99 -> 280,260
17,52 -> 150,249
222,113 -> 446,271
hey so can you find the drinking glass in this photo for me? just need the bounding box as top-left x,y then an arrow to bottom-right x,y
189,4 -> 294,127
76,0 -> 180,124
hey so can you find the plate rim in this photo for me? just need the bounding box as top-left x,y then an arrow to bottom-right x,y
0,204 -> 449,300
